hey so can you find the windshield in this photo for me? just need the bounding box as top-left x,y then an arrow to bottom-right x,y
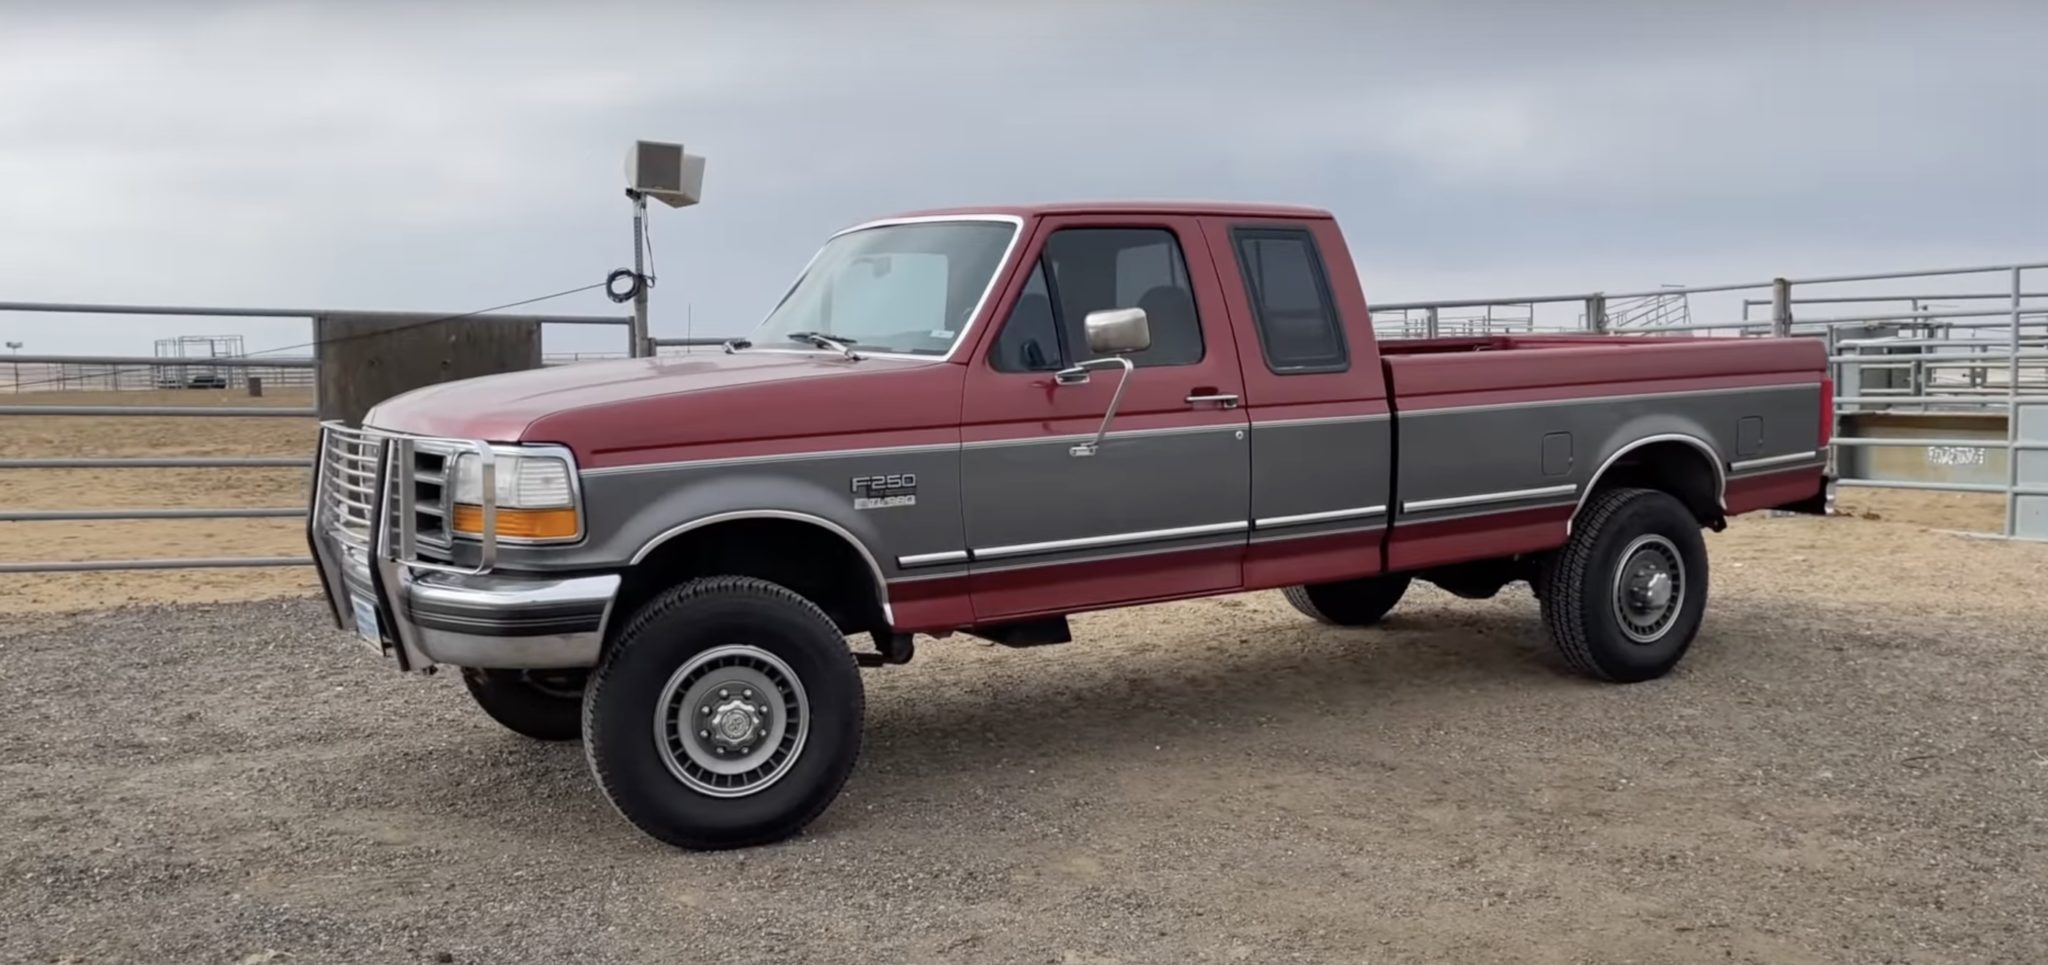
753,220 -> 1016,357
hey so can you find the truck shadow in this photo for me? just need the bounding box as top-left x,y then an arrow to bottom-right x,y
453,599 -> 1790,845
850,601 -> 1729,785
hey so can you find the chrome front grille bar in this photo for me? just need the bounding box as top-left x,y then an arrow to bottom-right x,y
316,420 -> 499,576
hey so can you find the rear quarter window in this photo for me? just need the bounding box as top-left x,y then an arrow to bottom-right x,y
1231,227 -> 1348,374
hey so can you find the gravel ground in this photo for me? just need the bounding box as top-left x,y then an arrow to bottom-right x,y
4,513 -> 2048,964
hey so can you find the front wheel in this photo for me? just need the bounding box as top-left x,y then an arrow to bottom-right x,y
582,576 -> 864,850
1537,487 -> 1709,682
460,668 -> 587,741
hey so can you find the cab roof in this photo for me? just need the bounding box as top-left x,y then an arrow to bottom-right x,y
873,200 -> 1333,222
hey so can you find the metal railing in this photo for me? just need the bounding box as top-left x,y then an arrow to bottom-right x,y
0,298 -> 633,573
10,261 -> 2048,579
1604,287 -> 1693,329
2,354 -> 320,393
1374,260 -> 2048,537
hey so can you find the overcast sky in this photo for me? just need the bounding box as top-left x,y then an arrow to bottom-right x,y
1,1 -> 2044,356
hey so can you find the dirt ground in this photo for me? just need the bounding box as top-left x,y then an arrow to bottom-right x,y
4,512 -> 2047,964
5,394 -> 2048,963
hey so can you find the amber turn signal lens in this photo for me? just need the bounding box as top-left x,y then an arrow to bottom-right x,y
450,504 -> 580,540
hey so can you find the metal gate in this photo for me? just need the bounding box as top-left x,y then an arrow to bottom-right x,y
0,299 -> 633,573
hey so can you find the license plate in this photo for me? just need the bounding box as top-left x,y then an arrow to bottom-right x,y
350,594 -> 383,649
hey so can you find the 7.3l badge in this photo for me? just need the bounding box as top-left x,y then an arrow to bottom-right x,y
851,473 -> 917,510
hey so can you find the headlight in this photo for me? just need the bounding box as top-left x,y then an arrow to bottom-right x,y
448,449 -> 581,542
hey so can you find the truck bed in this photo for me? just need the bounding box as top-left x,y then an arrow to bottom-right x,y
1379,334 -> 1829,572
1381,334 -> 1825,404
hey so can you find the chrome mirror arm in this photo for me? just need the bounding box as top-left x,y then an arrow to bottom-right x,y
1053,357 -> 1136,457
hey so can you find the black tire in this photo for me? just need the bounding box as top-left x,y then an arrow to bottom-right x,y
459,668 -> 587,741
582,576 -> 863,850
1538,487 -> 1709,683
1283,574 -> 1413,627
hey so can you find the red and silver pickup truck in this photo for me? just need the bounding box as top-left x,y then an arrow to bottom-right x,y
309,201 -> 1830,849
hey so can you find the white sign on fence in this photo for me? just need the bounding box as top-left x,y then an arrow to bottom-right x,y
1926,445 -> 1989,467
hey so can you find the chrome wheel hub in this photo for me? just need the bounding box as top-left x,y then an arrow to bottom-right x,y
709,695 -> 768,750
654,645 -> 809,798
1612,534 -> 1685,644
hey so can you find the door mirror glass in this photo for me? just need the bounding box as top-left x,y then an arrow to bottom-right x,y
1084,308 -> 1151,355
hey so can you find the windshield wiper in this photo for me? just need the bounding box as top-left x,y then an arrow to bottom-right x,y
782,331 -> 862,360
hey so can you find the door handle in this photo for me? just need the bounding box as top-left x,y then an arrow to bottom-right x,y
1185,392 -> 1240,409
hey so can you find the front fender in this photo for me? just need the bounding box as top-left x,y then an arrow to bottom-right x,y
524,445 -> 965,579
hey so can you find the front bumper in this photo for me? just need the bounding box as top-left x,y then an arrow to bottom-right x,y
315,541 -> 621,672
400,568 -> 620,669
308,422 -> 619,672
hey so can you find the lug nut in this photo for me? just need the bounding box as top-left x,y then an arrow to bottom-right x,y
743,689 -> 754,698
699,730 -> 709,739
719,689 -> 730,698
701,706 -> 711,716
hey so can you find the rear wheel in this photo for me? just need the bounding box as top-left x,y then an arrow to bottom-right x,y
582,576 -> 863,850
1538,487 -> 1709,682
1283,574 -> 1412,627
460,668 -> 587,741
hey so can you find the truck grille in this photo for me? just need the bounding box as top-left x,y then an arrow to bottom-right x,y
317,423 -> 462,572
321,424 -> 387,554
410,445 -> 453,552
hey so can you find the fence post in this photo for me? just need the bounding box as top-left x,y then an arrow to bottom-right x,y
1771,278 -> 1793,336
1586,293 -> 1607,334
314,313 -> 543,425
2009,266 -> 2023,537
1424,306 -> 1440,339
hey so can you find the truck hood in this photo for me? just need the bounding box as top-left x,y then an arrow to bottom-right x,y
365,351 -> 960,465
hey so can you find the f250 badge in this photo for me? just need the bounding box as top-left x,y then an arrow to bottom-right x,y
851,473 -> 917,510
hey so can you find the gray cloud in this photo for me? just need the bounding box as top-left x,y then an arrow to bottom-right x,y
1,1 -> 2042,355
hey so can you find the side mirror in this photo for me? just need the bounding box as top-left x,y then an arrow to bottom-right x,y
1084,308 -> 1151,356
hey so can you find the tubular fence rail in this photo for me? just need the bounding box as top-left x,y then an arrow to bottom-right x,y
7,261 -> 2048,576
0,299 -> 633,574
1372,261 -> 2048,537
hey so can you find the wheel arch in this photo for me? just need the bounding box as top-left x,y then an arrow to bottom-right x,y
1569,432 -> 1726,535
613,510 -> 893,641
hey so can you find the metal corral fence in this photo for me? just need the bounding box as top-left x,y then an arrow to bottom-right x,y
0,299 -> 634,574
1374,261 -> 2048,538
7,262 -> 2048,577
0,352 -> 684,393
2,356 -> 320,393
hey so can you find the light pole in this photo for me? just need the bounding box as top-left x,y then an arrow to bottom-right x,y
4,341 -> 20,393
621,140 -> 706,357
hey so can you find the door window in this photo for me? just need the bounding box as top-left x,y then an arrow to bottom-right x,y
988,262 -> 1063,372
989,227 -> 1205,371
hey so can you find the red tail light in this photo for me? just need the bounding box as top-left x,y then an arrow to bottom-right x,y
1819,376 -> 1835,447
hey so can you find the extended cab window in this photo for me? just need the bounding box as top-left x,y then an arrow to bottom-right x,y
1232,227 -> 1348,373
991,227 -> 1204,371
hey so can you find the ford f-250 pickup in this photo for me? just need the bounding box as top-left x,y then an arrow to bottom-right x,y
308,201 -> 1831,850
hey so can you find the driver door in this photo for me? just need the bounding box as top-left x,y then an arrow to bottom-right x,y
958,215 -> 1251,620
